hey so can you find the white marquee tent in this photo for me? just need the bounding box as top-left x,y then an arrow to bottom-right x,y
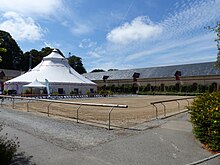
5,49 -> 97,95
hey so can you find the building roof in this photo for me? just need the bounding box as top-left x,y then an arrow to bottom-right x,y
5,49 -> 96,85
0,69 -> 23,78
83,62 -> 220,81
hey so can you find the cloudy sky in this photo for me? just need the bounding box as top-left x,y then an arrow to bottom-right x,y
0,0 -> 219,72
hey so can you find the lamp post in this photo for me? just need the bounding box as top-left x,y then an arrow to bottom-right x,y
29,53 -> 32,71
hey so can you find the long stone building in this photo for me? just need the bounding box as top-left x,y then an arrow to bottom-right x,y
83,62 -> 220,93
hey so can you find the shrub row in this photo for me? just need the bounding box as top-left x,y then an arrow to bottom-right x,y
99,83 -> 218,94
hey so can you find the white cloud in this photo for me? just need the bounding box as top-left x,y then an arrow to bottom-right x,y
86,46 -> 107,58
0,0 -> 64,18
161,0 -> 220,39
79,39 -> 97,48
71,23 -> 92,35
87,51 -> 101,58
44,41 -> 61,49
0,12 -> 45,41
106,16 -> 163,45
126,33 -> 215,61
94,0 -> 220,70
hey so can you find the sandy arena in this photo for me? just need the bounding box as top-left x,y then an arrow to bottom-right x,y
3,95 -> 194,128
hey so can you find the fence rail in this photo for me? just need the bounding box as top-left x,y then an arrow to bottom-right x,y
150,97 -> 196,119
0,95 -> 128,130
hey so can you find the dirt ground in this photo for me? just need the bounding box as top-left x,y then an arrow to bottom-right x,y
4,95 -> 194,128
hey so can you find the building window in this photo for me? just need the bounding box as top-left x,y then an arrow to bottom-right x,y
74,88 -> 79,94
58,88 -> 64,94
160,84 -> 165,92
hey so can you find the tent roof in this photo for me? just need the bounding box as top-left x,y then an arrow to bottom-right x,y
23,79 -> 46,88
5,49 -> 96,86
43,49 -> 65,60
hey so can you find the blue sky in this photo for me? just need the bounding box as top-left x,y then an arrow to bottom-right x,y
0,0 -> 219,72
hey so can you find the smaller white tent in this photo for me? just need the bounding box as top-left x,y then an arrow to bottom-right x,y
23,79 -> 46,88
5,49 -> 97,95
23,79 -> 46,95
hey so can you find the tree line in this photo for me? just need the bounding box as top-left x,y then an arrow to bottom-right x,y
0,30 -> 87,74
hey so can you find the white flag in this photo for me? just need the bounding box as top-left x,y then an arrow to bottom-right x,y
45,79 -> 50,97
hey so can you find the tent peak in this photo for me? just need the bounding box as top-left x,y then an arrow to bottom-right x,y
44,48 -> 66,60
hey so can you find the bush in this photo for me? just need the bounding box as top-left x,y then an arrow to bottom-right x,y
24,89 -> 31,94
189,92 -> 220,151
3,90 -> 8,95
0,124 -> 20,164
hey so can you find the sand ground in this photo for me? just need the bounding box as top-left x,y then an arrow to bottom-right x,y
2,95 -> 194,128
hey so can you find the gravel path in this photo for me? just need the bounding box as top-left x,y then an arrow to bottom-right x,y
0,108 -> 136,151
0,107 -> 219,165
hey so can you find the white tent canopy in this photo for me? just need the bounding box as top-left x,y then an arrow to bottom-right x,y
23,79 -> 46,88
5,49 -> 97,95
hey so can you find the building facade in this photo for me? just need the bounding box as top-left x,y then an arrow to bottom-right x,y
83,62 -> 220,93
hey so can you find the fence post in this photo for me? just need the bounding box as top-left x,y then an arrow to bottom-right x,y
108,106 -> 115,130
76,104 -> 82,123
47,102 -> 53,116
176,100 -> 180,111
161,102 -> 166,117
27,100 -> 31,112
186,99 -> 190,106
12,97 -> 15,109
152,104 -> 158,119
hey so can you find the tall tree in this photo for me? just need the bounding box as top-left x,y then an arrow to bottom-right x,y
68,55 -> 87,74
0,30 -> 23,70
21,47 -> 53,71
209,22 -> 220,66
215,23 -> 220,66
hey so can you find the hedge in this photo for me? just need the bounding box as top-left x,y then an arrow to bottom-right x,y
98,84 -> 217,95
189,92 -> 220,151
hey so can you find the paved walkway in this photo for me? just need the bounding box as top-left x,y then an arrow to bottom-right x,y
0,108 -> 219,165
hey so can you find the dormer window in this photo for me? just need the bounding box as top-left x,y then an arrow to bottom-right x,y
174,71 -> 181,80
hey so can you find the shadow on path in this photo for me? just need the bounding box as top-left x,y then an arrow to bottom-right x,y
11,152 -> 36,165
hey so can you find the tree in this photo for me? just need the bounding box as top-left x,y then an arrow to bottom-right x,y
209,23 -> 220,66
20,47 -> 53,71
0,30 -> 23,70
91,69 -> 105,73
215,23 -> 220,66
68,55 -> 87,74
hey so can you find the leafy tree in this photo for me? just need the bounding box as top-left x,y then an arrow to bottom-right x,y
215,23 -> 220,65
0,30 -> 23,70
209,23 -> 220,66
20,47 -> 53,71
91,69 -> 105,73
68,55 -> 87,74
